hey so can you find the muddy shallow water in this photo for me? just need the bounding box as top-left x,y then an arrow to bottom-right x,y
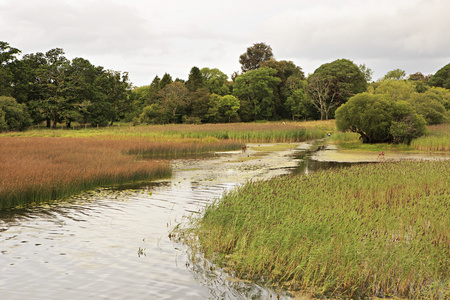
1,143 -> 447,299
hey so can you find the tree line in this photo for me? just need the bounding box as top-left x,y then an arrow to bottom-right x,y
1,41 -> 449,137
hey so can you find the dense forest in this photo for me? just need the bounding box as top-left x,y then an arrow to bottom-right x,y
1,41 -> 449,133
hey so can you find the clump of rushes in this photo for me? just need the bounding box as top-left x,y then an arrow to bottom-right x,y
187,160 -> 450,299
411,123 -> 450,152
0,136 -> 241,209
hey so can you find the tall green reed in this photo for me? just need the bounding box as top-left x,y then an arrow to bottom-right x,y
186,160 -> 450,299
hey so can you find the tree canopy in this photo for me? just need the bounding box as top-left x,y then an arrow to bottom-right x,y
233,67 -> 281,120
239,42 -> 274,73
428,63 -> 450,89
308,58 -> 367,120
1,40 -> 449,131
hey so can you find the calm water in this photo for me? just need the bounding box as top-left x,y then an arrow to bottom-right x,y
0,145 -> 350,299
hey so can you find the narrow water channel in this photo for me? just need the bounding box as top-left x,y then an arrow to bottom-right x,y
0,142 -> 352,299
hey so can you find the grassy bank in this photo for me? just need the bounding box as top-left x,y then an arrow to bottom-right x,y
184,160 -> 450,299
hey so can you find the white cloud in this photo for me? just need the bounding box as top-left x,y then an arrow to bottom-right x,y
1,0 -> 449,85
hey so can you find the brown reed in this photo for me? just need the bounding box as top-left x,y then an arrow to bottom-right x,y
0,137 -> 174,209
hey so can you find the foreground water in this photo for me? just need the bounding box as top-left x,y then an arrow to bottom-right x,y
1,143 -> 314,300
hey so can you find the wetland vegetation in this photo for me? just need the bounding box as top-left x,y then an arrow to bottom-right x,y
183,159 -> 450,299
0,121 -> 332,210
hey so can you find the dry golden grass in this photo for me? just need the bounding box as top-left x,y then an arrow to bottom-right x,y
0,137 -> 172,209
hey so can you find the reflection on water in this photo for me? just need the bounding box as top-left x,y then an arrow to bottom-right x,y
293,147 -> 360,175
0,171 -> 290,299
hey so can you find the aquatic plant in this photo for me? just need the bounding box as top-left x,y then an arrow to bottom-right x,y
186,160 -> 450,299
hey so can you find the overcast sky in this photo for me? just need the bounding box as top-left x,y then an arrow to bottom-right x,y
1,0 -> 449,87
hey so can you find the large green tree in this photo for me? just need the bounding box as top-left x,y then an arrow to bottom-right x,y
233,67 -> 281,120
36,48 -> 71,128
200,67 -> 229,95
260,59 -> 305,119
239,42 -> 274,73
428,63 -> 450,89
93,70 -> 131,126
308,59 -> 367,120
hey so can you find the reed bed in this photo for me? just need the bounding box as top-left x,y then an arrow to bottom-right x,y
0,136 -> 241,209
7,120 -> 335,143
184,160 -> 450,299
411,123 -> 450,152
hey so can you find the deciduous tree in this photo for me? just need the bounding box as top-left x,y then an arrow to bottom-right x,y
233,67 -> 281,120
239,42 -> 274,73
159,82 -> 188,123
308,59 -> 367,120
200,67 -> 229,95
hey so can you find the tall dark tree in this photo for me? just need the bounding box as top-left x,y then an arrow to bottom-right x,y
35,48 -> 70,128
159,73 -> 173,89
64,57 -> 104,126
186,66 -> 204,92
239,42 -> 274,73
94,70 -> 131,126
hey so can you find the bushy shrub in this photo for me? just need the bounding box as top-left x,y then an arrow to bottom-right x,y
336,93 -> 427,144
0,96 -> 32,131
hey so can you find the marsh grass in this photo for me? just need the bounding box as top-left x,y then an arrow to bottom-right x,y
183,160 -> 450,299
411,123 -> 450,152
1,136 -> 242,209
7,121 -> 334,143
0,137 -> 175,209
1,120 -> 334,209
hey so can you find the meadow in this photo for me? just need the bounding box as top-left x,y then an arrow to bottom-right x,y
0,121 -> 332,209
183,160 -> 450,299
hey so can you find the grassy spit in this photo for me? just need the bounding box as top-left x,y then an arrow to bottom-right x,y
183,160 -> 450,299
